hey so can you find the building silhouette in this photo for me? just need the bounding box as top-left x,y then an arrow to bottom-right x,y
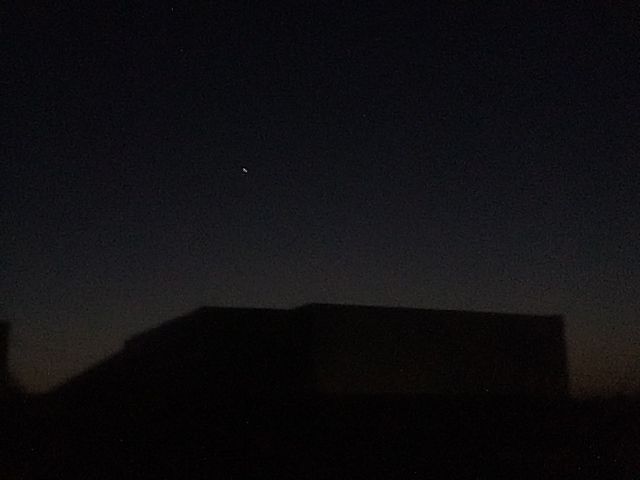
29,305 -> 640,480
53,303 -> 569,401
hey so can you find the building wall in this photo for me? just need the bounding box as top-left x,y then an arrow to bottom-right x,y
300,305 -> 568,397
120,308 -> 313,400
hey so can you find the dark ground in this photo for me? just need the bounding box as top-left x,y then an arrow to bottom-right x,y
2,392 -> 639,479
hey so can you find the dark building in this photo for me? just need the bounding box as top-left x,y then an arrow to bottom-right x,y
28,305 -> 617,480
302,304 -> 568,397
54,303 -> 569,400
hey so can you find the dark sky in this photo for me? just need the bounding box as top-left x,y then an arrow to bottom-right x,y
3,1 -> 639,394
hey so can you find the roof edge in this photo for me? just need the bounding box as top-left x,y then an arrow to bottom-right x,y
295,303 -> 564,320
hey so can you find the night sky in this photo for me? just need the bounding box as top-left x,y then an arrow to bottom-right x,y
4,1 -> 639,394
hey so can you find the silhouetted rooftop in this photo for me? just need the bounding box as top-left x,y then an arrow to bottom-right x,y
297,302 -> 562,319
